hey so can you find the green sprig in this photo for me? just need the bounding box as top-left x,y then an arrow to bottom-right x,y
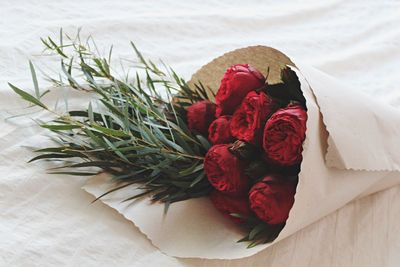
12,31 -> 213,207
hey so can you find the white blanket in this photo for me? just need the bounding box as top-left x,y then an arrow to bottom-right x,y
1,0 -> 400,266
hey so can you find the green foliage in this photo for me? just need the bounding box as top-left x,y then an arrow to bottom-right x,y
13,30 -> 213,206
231,213 -> 285,248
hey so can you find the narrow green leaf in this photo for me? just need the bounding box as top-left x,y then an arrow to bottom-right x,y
178,162 -> 202,176
88,102 -> 94,124
28,153 -> 77,162
40,89 -> 50,98
50,161 -> 120,169
122,190 -> 151,203
91,182 -> 136,203
103,137 -> 130,163
131,42 -> 147,67
91,124 -> 130,138
189,171 -> 205,187
41,37 -> 52,50
237,236 -> 250,243
248,223 -> 267,240
47,37 -> 68,58
40,124 -> 81,131
247,240 -> 263,249
29,61 -> 40,98
34,147 -> 67,153
163,201 -> 171,215
10,83 -> 48,109
99,99 -> 124,118
61,60 -> 79,88
196,134 -> 211,151
48,171 -> 98,176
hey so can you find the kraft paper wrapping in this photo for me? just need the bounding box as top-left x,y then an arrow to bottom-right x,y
83,46 -> 400,259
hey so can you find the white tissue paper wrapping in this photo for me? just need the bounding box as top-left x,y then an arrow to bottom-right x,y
83,46 -> 400,259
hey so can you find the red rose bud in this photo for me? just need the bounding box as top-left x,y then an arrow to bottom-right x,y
209,191 -> 251,224
249,175 -> 297,225
215,64 -> 265,117
204,144 -> 249,195
187,100 -> 216,135
208,116 -> 233,144
263,104 -> 307,166
230,91 -> 278,145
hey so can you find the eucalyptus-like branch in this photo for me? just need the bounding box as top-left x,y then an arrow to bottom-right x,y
12,30 -> 213,206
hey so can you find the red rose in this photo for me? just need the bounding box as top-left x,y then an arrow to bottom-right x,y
263,104 -> 307,166
230,91 -> 278,145
187,100 -> 216,135
215,64 -> 265,117
208,116 -> 233,144
209,191 -> 251,224
204,144 -> 249,195
249,175 -> 296,225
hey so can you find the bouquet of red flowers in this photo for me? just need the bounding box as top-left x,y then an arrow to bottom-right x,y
186,63 -> 307,243
13,33 -> 400,260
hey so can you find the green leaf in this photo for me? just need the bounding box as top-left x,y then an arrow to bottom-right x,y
122,190 -> 151,203
131,42 -> 148,68
61,60 -> 79,88
99,99 -> 125,119
91,182 -> 136,203
28,153 -> 78,162
83,129 -> 107,147
248,223 -> 267,240
196,135 -> 211,151
88,102 -> 94,124
178,162 -> 202,176
29,61 -> 40,99
237,236 -> 250,243
91,124 -> 130,138
50,161 -> 120,169
163,201 -> 171,215
34,147 -> 68,153
48,171 -> 98,176
40,124 -> 81,131
190,171 -> 205,187
230,213 -> 247,219
247,239 -> 264,249
10,83 -> 48,109
40,89 -> 51,98
103,137 -> 130,163
47,37 -> 68,58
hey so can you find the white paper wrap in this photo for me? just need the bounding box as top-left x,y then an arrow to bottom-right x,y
83,46 -> 400,259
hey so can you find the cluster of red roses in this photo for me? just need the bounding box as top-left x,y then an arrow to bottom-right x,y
186,64 -> 307,227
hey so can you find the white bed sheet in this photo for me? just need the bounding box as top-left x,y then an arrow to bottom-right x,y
1,0 -> 400,266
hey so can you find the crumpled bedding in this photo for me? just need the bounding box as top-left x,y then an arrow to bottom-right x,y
1,0 -> 400,266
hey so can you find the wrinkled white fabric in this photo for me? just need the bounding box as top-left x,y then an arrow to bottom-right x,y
1,0 -> 400,266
